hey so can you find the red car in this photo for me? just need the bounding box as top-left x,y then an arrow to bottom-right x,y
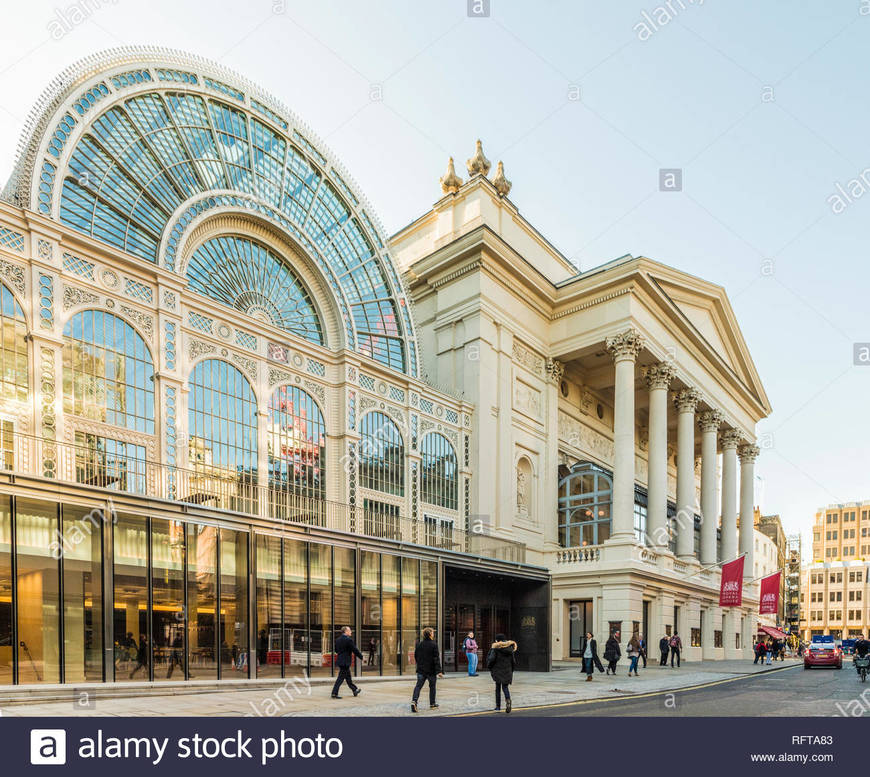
804,641 -> 843,669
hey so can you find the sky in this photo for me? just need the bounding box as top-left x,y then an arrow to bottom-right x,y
0,0 -> 867,550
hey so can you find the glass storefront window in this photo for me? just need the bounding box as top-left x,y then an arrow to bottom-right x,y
62,504 -> 103,683
309,543 -> 331,677
255,534 -> 282,678
360,551 -> 380,675
0,495 -> 11,683
151,518 -> 184,681
113,513 -> 148,680
421,560 -> 438,634
187,523 -> 217,679
284,538 -> 307,677
401,557 -> 419,674
219,528 -> 249,678
333,547 -> 355,672
16,499 -> 60,684
382,554 -> 399,675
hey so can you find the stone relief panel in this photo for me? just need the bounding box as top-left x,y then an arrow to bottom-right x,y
62,284 -> 99,311
513,378 -> 542,420
558,410 -> 614,464
512,340 -> 544,376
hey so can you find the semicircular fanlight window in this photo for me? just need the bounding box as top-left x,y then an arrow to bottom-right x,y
187,236 -> 324,345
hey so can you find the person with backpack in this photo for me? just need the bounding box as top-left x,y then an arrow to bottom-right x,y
578,631 -> 604,681
669,632 -> 682,667
486,633 -> 517,713
463,631 -> 479,676
604,630 -> 621,674
627,634 -> 642,676
753,639 -> 765,664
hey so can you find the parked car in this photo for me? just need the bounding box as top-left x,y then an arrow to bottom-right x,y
804,636 -> 843,669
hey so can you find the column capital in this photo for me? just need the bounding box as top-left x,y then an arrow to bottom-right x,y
605,328 -> 644,361
545,357 -> 565,384
673,387 -> 701,413
738,443 -> 760,462
643,361 -> 676,390
698,409 -> 724,433
721,428 -> 742,449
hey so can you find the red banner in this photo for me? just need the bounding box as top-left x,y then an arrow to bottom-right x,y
719,556 -> 745,607
759,571 -> 781,615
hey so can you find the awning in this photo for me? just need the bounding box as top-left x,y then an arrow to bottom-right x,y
758,625 -> 787,640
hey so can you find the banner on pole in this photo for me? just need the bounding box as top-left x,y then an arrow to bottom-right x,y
719,556 -> 745,607
759,571 -> 781,615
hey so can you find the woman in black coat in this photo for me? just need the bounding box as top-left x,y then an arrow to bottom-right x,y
578,631 -> 604,681
603,632 -> 621,675
486,633 -> 517,713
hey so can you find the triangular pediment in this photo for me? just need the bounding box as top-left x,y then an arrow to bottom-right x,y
644,267 -> 770,414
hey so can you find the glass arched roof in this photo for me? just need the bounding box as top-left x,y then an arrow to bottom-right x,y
5,49 -> 419,375
188,236 -> 323,345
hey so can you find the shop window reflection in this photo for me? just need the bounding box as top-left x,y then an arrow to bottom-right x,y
16,499 -> 60,684
151,518 -> 184,681
283,538 -> 307,675
187,523 -> 217,679
308,543 -> 331,677
219,529 -> 249,678
0,495 -> 12,683
62,504 -> 103,683
113,513 -> 148,680
360,551 -> 380,675
255,534 -> 282,678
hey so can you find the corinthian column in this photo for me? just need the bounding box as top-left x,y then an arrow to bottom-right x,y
720,429 -> 741,561
673,388 -> 701,559
738,442 -> 760,579
698,410 -> 723,565
605,329 -> 644,540
644,362 -> 675,549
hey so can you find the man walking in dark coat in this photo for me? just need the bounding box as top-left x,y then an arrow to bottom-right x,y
331,626 -> 363,699
659,635 -> 669,666
411,627 -> 443,712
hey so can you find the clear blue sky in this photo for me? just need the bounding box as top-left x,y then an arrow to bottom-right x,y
0,0 -> 867,549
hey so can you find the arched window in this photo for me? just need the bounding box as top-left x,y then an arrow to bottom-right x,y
0,282 -> 28,405
359,411 -> 404,496
188,360 -> 257,509
267,384 -> 326,500
420,432 -> 457,510
187,237 -> 324,345
62,310 -> 154,434
558,462 -> 612,547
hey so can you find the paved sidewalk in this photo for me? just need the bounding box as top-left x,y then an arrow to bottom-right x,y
0,659 -> 800,717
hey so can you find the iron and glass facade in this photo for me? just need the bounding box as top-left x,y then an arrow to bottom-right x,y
0,48 -> 549,685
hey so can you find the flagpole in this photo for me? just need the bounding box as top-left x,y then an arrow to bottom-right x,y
746,567 -> 784,586
680,551 -> 747,582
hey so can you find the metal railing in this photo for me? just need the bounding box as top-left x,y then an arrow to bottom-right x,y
2,430 -> 526,563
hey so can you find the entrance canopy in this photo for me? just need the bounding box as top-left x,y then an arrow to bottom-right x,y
758,625 -> 787,640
